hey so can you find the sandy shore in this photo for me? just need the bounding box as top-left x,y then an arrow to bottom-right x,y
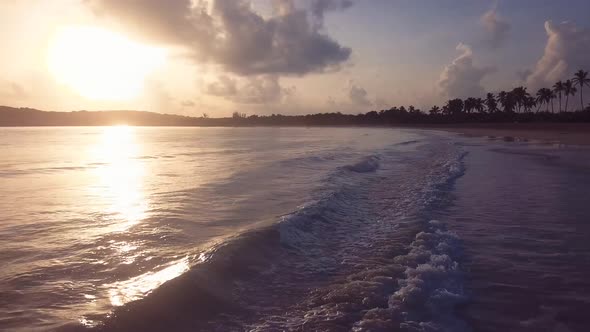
419,123 -> 590,146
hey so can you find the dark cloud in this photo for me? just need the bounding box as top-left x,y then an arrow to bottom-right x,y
87,0 -> 352,76
348,81 -> 372,107
480,7 -> 511,48
206,75 -> 238,97
85,0 -> 211,44
310,0 -> 353,28
516,69 -> 532,82
205,75 -> 291,104
526,21 -> 590,90
438,43 -> 495,99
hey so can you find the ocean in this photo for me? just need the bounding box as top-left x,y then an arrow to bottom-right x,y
0,127 -> 589,332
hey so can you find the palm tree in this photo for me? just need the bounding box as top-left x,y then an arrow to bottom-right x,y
553,81 -> 564,112
564,80 -> 578,112
474,98 -> 485,114
498,90 -> 514,113
573,70 -> 590,111
464,97 -> 475,114
446,98 -> 464,116
535,91 -> 543,112
524,96 -> 536,113
408,106 -> 421,115
536,88 -> 552,112
512,87 -> 529,113
536,88 -> 544,112
429,105 -> 441,115
485,93 -> 498,113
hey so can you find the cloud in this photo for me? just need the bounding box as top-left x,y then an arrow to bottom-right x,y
272,0 -> 296,16
181,100 -> 196,107
516,69 -> 533,82
348,81 -> 372,107
205,75 -> 292,104
525,21 -> 590,90
206,75 -> 238,97
438,43 -> 495,99
0,81 -> 27,99
310,0 -> 353,28
480,6 -> 511,48
85,0 -> 209,45
87,0 -> 352,76
143,80 -> 178,113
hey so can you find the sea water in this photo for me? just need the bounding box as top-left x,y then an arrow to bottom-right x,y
0,127 -> 589,331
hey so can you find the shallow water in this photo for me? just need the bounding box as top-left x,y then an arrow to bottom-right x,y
0,127 -> 589,331
451,139 -> 590,332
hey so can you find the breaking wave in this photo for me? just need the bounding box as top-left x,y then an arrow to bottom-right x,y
68,142 -> 468,332
343,155 -> 381,173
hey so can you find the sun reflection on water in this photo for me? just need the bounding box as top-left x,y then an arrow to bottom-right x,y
107,257 -> 190,307
94,125 -> 148,231
87,127 -> 191,313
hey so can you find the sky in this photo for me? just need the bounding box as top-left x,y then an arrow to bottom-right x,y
1,0 -> 589,117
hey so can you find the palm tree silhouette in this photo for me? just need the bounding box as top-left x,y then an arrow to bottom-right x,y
564,80 -> 577,112
536,88 -> 552,112
498,90 -> 514,113
573,70 -> 590,111
429,106 -> 441,115
535,88 -> 544,112
463,97 -> 475,114
446,98 -> 464,116
485,93 -> 498,113
474,98 -> 485,114
512,87 -> 529,113
553,81 -> 564,112
524,96 -> 536,113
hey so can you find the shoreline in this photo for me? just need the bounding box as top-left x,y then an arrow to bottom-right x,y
2,122 -> 590,146
418,123 -> 590,146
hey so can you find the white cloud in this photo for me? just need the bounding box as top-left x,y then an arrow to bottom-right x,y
438,43 -> 495,99
0,81 -> 27,99
526,21 -> 590,90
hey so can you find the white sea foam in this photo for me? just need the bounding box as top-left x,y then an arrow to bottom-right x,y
344,155 -> 381,173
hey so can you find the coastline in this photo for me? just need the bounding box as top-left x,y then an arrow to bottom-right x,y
420,123 -> 590,146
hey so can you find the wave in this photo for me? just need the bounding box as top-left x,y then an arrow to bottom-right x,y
67,143 -> 468,332
352,220 -> 467,331
398,139 -> 421,146
270,149 -> 469,332
343,155 -> 381,173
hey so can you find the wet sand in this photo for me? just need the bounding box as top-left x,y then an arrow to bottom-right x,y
423,123 -> 590,145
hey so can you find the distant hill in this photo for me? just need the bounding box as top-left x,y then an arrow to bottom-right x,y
2,104 -> 590,127
0,106 -> 225,126
0,106 -> 362,127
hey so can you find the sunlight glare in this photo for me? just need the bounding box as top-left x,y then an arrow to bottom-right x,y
47,26 -> 166,101
107,257 -> 190,307
94,126 -> 148,231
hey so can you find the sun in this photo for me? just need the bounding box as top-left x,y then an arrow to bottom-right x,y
47,26 -> 166,101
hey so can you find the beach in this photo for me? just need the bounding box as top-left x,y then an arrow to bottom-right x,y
429,123 -> 590,145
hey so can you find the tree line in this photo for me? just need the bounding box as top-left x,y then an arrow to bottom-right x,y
431,69 -> 589,116
229,69 -> 590,126
2,69 -> 589,127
